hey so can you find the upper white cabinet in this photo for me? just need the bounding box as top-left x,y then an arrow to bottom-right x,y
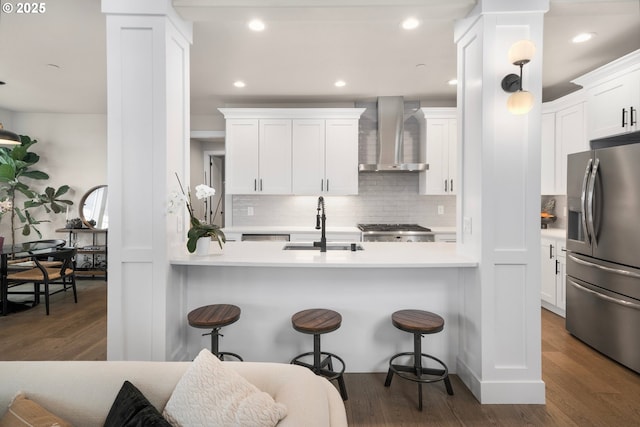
220,108 -> 365,195
224,118 -> 292,194
555,102 -> 587,194
572,50 -> 640,140
292,118 -> 359,195
586,69 -> 639,139
540,113 -> 556,194
540,91 -> 587,195
419,108 -> 457,196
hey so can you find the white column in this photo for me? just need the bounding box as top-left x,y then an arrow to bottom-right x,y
454,0 -> 548,403
102,0 -> 192,361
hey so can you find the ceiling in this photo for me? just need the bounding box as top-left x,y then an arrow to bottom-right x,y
0,0 -> 638,116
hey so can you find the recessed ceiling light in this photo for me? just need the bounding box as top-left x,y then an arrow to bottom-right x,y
248,19 -> 265,32
233,81 -> 246,88
334,80 -> 346,88
401,18 -> 420,30
448,79 -> 458,86
572,32 -> 595,43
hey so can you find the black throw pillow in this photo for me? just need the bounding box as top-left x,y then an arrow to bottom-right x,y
104,380 -> 172,427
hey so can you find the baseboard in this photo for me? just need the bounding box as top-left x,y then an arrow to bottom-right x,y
457,357 -> 546,404
541,301 -> 566,318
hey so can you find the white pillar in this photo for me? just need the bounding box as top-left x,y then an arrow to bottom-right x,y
455,0 -> 548,403
102,0 -> 192,361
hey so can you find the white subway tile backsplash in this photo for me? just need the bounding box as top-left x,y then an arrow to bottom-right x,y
231,172 -> 456,227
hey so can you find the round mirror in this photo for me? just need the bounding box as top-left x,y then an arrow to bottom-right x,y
80,185 -> 108,229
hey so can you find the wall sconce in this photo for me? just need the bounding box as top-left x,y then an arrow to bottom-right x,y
501,40 -> 535,115
0,123 -> 21,147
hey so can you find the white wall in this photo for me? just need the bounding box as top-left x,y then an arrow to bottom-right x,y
0,112 -> 107,245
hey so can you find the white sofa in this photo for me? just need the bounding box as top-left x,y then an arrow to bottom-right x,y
0,360 -> 347,426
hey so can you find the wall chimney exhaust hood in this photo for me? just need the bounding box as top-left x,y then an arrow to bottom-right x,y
358,96 -> 428,172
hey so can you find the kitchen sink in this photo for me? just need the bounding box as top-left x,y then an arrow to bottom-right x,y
283,242 -> 364,251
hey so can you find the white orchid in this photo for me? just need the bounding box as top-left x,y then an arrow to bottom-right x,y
0,199 -> 12,215
168,174 -> 225,253
195,184 -> 216,200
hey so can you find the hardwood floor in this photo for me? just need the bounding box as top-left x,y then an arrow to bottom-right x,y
0,280 -> 106,361
1,284 -> 638,426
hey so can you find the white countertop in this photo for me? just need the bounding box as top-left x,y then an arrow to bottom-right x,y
541,228 -> 566,240
170,241 -> 476,268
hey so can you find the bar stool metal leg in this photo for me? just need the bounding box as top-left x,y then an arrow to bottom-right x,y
202,327 -> 243,361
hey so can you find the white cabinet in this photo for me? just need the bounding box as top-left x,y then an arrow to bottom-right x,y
292,119 -> 359,195
419,108 -> 457,195
585,70 -> 639,139
540,236 -> 566,317
220,108 -> 365,196
540,113 -> 556,194
572,50 -> 640,140
555,102 -> 587,194
289,232 -> 362,242
540,92 -> 587,195
224,119 -> 292,194
434,233 -> 456,243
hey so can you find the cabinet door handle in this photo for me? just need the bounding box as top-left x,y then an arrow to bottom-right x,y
444,180 -> 448,192
254,179 -> 257,191
260,179 -> 263,191
622,108 -> 627,127
631,106 -> 637,126
326,179 -> 329,192
450,179 -> 453,192
549,244 -> 553,259
321,179 -> 324,191
555,259 -> 559,275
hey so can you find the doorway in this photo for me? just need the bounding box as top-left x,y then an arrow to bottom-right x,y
204,153 -> 225,227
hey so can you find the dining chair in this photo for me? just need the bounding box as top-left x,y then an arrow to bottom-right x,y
6,248 -> 77,315
7,239 -> 67,269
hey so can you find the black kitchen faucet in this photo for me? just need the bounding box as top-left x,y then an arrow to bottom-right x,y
314,196 -> 327,252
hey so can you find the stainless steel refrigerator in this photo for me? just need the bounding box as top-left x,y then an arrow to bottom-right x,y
566,131 -> 640,374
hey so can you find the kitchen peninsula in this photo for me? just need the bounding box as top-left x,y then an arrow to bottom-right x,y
171,241 -> 476,372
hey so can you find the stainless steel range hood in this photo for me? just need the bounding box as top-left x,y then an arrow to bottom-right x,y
358,96 -> 428,172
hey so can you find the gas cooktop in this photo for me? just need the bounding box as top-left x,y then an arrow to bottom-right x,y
357,224 -> 431,232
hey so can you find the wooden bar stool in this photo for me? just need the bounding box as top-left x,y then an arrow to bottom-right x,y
290,308 -> 348,400
384,309 -> 453,410
187,304 -> 243,361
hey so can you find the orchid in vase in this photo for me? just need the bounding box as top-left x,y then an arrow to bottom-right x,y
169,174 -> 225,253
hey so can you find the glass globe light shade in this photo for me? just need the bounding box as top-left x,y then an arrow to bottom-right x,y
508,40 -> 535,65
507,91 -> 534,115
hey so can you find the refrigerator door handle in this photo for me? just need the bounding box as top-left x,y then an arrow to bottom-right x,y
568,278 -> 640,311
586,158 -> 599,247
568,254 -> 640,279
580,159 -> 592,245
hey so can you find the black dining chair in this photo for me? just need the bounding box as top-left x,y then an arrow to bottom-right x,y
6,247 -> 77,315
7,239 -> 67,269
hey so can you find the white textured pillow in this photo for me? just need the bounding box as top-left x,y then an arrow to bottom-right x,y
162,349 -> 287,427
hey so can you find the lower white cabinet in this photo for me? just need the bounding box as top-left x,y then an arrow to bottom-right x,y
289,232 -> 362,242
541,236 -> 566,317
434,233 -> 456,243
